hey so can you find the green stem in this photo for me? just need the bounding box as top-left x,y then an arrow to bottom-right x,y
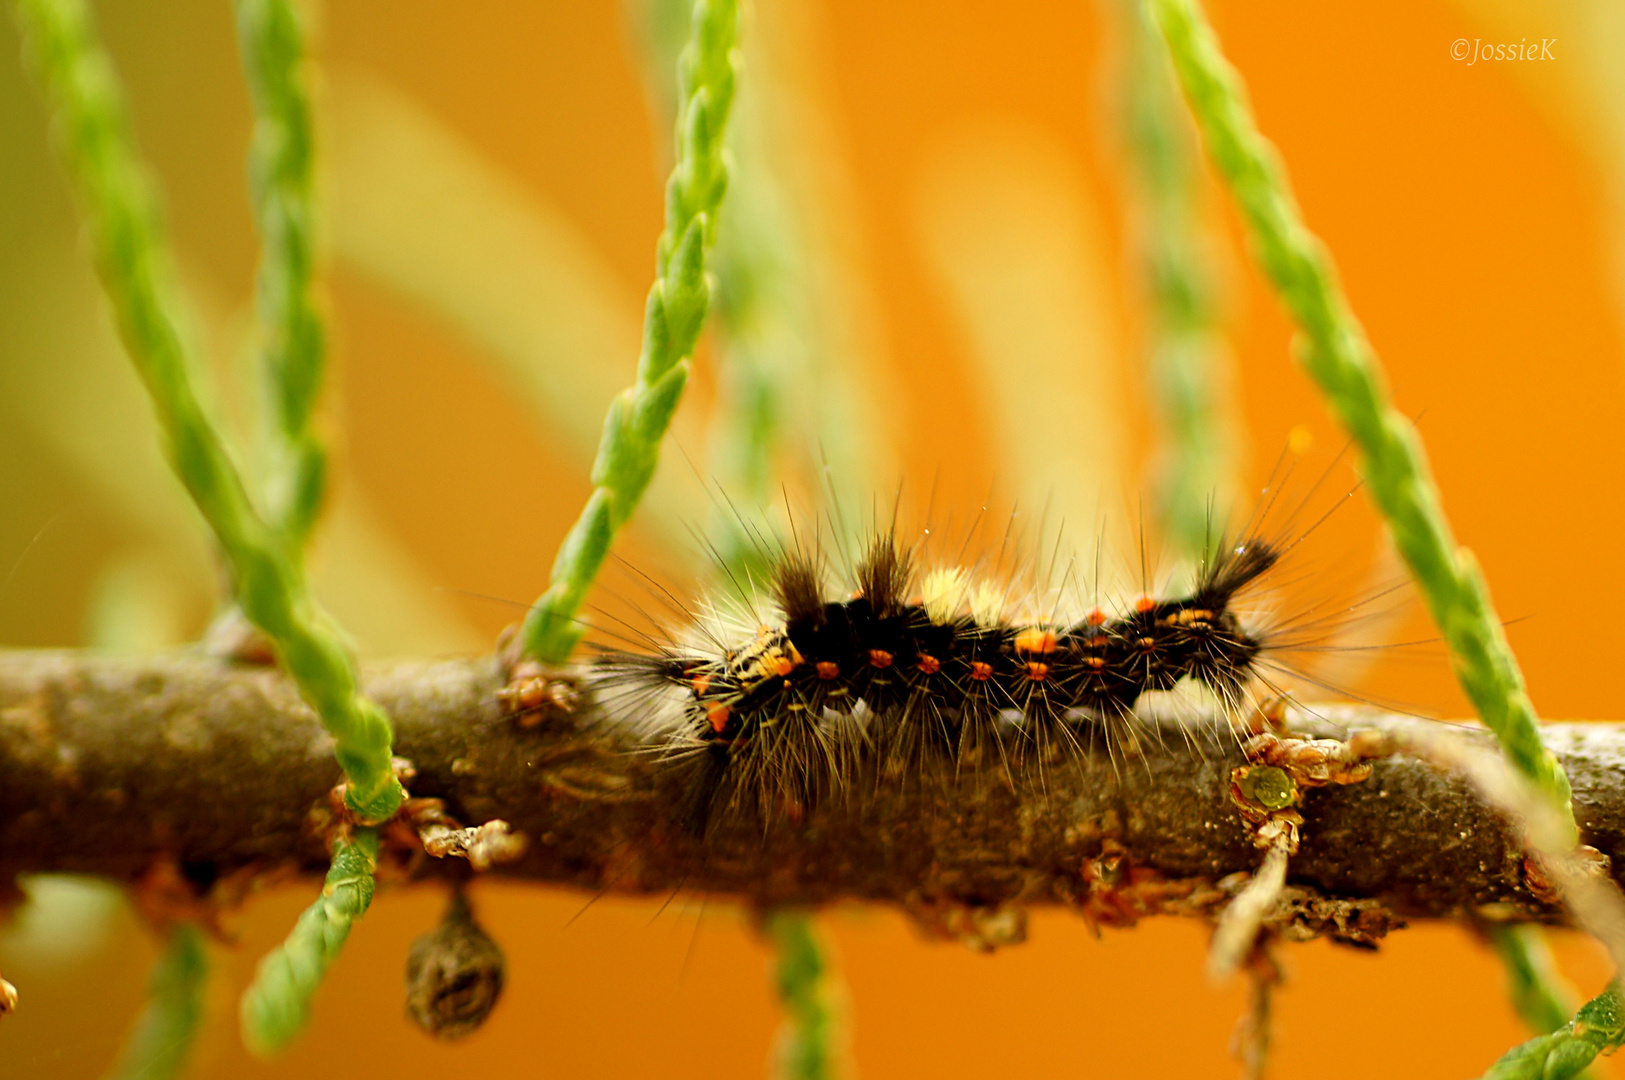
631,0 -> 782,583
1493,926 -> 1581,1035
519,0 -> 740,663
14,0 -> 401,821
1118,0 -> 1237,558
767,912 -> 837,1080
1477,982 -> 1625,1080
1146,0 -> 1574,835
1489,927 -> 1601,1080
104,924 -> 208,1080
234,0 -> 327,549
240,830 -> 379,1056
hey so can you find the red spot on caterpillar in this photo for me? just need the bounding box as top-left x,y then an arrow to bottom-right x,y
1014,628 -> 1057,655
1086,608 -> 1107,626
768,653 -> 797,677
970,661 -> 994,681
868,649 -> 894,668
705,702 -> 731,733
1084,656 -> 1107,670
1135,595 -> 1156,614
816,661 -> 841,680
917,654 -> 941,674
689,673 -> 712,696
1025,662 -> 1049,681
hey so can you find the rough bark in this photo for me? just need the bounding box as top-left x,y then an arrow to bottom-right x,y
2,649 -> 1622,945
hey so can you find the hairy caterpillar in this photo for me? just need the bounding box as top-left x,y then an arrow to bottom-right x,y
586,473 -> 1378,836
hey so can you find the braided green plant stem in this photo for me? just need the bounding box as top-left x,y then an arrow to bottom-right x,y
767,912 -> 838,1080
1146,0 -> 1574,835
633,0 -> 793,583
1489,926 -> 1604,1080
1493,925 -> 1584,1036
13,0 -> 402,822
631,14 -> 846,1071
105,924 -> 208,1080
240,831 -> 379,1056
234,0 -> 327,548
1118,0 -> 1238,558
519,0 -> 740,663
17,0 -> 401,1052
631,0 -> 771,584
1477,983 -> 1625,1080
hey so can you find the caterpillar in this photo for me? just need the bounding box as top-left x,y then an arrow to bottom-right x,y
585,480 -> 1371,836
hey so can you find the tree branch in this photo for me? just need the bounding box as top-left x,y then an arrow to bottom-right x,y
2,649 -> 1619,944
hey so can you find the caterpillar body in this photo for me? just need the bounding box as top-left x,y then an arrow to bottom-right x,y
588,508 -> 1326,835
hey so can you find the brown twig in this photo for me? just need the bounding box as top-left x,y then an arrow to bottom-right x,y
0,649 -> 1622,946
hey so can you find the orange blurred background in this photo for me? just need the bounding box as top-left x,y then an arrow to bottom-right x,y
4,0 -> 1625,1076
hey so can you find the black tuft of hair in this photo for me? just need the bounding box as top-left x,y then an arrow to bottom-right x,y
1195,536 -> 1282,606
773,550 -> 827,628
855,533 -> 915,618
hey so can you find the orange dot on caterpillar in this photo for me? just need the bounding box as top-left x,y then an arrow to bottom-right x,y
1014,628 -> 1058,655
705,702 -> 731,734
